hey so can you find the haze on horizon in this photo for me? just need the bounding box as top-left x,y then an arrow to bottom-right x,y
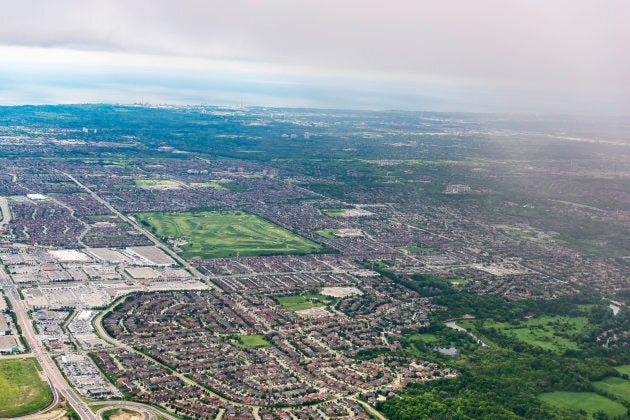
0,0 -> 629,115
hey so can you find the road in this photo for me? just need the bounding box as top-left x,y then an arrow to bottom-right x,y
59,171 -> 209,284
445,320 -> 487,346
1,279 -> 98,420
92,400 -> 176,420
0,196 -> 11,228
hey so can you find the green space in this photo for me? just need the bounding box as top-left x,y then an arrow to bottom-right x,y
315,229 -> 341,238
237,334 -> 271,348
0,358 -> 53,418
539,392 -> 627,418
220,182 -> 250,192
134,210 -> 322,259
101,408 -> 142,420
134,179 -> 180,187
461,315 -> 588,353
448,278 -> 468,286
593,377 -> 630,403
614,364 -> 630,376
397,246 -> 437,253
199,181 -> 228,190
85,214 -> 117,220
276,293 -> 335,312
321,208 -> 348,217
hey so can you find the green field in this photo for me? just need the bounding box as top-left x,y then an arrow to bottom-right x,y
448,278 -> 468,286
315,229 -> 341,238
102,408 -> 142,420
134,210 -> 322,259
397,246 -> 437,253
321,208 -> 348,217
134,179 -> 180,187
0,358 -> 53,418
237,334 -> 271,348
276,293 -> 334,312
198,181 -> 228,190
614,364 -> 630,376
593,377 -> 630,403
464,316 -> 588,353
539,392 -> 627,418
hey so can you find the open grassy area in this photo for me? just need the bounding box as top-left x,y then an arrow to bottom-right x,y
134,210 -> 323,259
276,293 -> 335,312
321,208 -> 348,217
397,246 -> 437,253
198,181 -> 228,190
464,316 -> 588,353
448,278 -> 468,286
0,358 -> 53,418
405,333 -> 439,343
101,408 -> 143,420
237,334 -> 271,348
614,364 -> 630,376
539,392 -> 627,418
315,229 -> 341,238
134,179 -> 180,188
593,377 -> 630,403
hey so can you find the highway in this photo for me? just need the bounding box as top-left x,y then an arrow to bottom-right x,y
1,278 -> 97,420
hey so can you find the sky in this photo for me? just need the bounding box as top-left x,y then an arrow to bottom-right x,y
0,0 -> 629,114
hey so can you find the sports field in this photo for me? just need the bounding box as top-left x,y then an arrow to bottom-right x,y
237,334 -> 270,348
134,210 -> 322,259
0,358 -> 53,418
539,392 -> 626,417
276,293 -> 334,312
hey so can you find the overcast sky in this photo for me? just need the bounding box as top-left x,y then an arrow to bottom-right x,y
1,0 -> 629,114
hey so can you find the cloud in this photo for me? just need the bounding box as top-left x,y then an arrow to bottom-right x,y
0,0 -> 629,114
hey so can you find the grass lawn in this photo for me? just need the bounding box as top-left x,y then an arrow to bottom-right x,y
539,392 -> 627,418
198,181 -> 228,190
405,333 -> 439,343
467,316 -> 587,353
0,358 -> 53,418
276,293 -> 334,312
593,377 -> 630,403
134,179 -> 180,188
134,210 -> 322,259
315,229 -> 341,239
101,408 -> 142,420
321,208 -> 348,217
397,246 -> 437,253
448,278 -> 468,286
237,334 -> 271,348
614,364 -> 630,376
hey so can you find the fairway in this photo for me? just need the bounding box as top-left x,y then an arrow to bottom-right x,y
134,210 -> 322,259
0,358 -> 53,418
593,377 -> 630,403
539,392 -> 627,418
